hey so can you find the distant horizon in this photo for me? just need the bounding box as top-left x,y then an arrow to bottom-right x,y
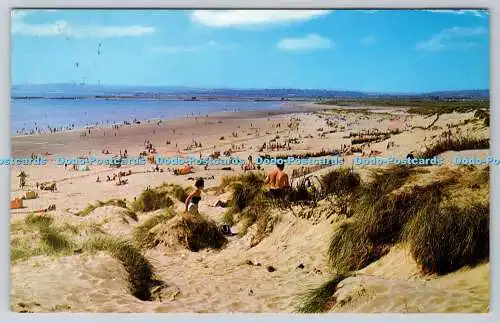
11,83 -> 490,96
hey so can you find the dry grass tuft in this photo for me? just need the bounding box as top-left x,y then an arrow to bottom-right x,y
132,208 -> 176,249
144,212 -> 227,252
404,202 -> 489,275
327,167 -> 444,273
418,133 -> 489,159
132,187 -> 174,212
76,199 -> 128,216
327,165 -> 489,275
296,272 -> 353,313
83,236 -> 164,301
11,214 -> 76,263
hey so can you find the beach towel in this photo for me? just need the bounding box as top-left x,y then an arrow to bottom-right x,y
10,198 -> 23,209
179,165 -> 194,175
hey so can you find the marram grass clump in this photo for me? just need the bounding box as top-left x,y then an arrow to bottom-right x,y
327,167 -> 444,273
132,187 -> 174,212
11,214 -> 76,263
404,202 -> 489,275
228,172 -> 266,212
296,272 -> 353,313
327,222 -> 389,273
132,208 -> 176,249
138,212 -> 227,252
76,199 -> 128,216
83,236 -> 164,301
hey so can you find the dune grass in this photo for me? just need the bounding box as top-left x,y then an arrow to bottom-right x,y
210,175 -> 240,195
144,212 -> 228,252
326,164 -> 489,275
474,109 -> 490,126
120,209 -> 139,222
156,183 -> 193,202
12,213 -> 166,301
327,167 -> 442,273
132,208 -> 176,249
418,133 -> 489,159
356,183 -> 444,245
220,172 -> 279,244
171,185 -> 191,202
327,221 -> 389,273
227,172 -> 266,213
319,98 -> 489,114
296,272 -> 353,313
404,202 -> 489,275
179,214 -> 227,251
76,199 -> 129,217
132,187 -> 174,212
321,168 -> 361,214
83,236 -> 164,301
248,207 -> 273,247
11,214 -> 76,263
351,134 -> 390,145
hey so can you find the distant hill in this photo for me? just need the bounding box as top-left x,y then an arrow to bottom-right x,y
11,84 -> 490,100
420,89 -> 489,99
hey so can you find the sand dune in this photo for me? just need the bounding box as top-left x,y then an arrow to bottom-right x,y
10,105 -> 490,313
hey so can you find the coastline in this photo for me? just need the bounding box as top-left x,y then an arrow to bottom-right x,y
10,100 -> 320,139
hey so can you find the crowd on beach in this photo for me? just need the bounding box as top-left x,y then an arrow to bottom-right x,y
14,111 -> 417,217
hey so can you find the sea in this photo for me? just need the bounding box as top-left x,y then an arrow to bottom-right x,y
10,98 -> 288,136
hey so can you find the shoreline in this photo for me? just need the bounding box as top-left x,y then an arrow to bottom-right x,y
11,101 -> 320,139
10,102 -> 327,159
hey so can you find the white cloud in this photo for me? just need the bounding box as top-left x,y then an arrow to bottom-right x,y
416,26 -> 486,51
191,10 -> 331,28
360,36 -> 376,45
150,41 -> 233,54
425,9 -> 489,17
11,10 -> 155,38
277,34 -> 333,51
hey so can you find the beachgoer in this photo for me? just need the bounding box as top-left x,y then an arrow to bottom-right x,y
18,171 -> 27,189
243,155 -> 256,171
407,152 -> 416,160
185,178 -> 204,215
264,161 -> 290,198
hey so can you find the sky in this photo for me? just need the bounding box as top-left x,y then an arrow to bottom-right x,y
11,9 -> 490,93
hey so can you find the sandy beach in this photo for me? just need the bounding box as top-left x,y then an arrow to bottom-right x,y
10,103 -> 490,313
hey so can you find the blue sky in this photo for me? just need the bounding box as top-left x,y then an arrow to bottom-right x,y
11,9 -> 490,92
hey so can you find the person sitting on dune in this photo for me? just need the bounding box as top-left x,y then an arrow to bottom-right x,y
264,161 -> 290,198
185,178 -> 204,215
